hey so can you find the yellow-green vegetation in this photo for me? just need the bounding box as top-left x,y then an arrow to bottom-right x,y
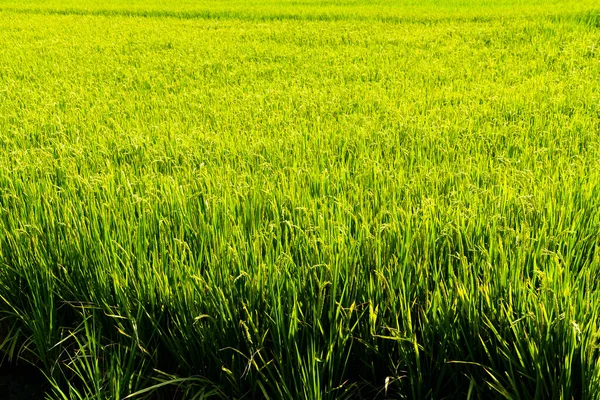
0,1 -> 599,398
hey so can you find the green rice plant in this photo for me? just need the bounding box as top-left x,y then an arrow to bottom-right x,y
0,0 -> 599,398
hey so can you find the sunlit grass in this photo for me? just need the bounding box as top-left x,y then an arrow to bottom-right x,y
0,1 -> 599,398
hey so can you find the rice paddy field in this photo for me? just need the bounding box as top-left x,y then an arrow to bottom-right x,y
0,0 -> 600,398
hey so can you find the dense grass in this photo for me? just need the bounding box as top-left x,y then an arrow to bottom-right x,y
1,0 -> 600,21
1,1 -> 600,398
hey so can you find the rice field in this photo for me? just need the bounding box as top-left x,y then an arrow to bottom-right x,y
0,0 -> 599,398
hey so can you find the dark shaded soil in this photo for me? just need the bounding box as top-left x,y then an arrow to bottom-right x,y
0,363 -> 48,400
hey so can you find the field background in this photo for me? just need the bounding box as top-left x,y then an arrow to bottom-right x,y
1,1 -> 600,399
1,0 -> 600,19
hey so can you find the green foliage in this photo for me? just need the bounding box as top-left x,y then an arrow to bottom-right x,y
0,1 -> 599,398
